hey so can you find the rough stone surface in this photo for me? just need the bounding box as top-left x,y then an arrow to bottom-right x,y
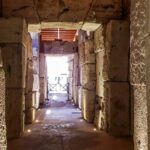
39,54 -> 47,104
94,25 -> 105,53
104,20 -> 130,81
82,89 -> 95,123
0,68 -> 7,150
130,0 -> 147,85
25,60 -> 34,93
104,82 -> 130,136
130,0 -> 149,149
79,43 -> 85,66
1,44 -> 26,89
78,86 -> 83,109
25,92 -> 36,124
80,63 -> 96,90
133,85 -> 148,150
6,88 -> 25,139
2,0 -> 122,24
0,18 -> 27,44
42,41 -> 78,54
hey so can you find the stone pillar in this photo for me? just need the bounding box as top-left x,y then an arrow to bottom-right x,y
68,57 -> 74,101
78,31 -> 96,123
0,48 -> 7,150
94,21 -> 130,136
130,0 -> 149,149
31,33 -> 40,109
0,18 -> 28,139
73,53 -> 80,105
39,53 -> 47,104
25,33 -> 37,124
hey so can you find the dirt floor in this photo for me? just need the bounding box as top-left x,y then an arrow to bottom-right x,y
8,93 -> 134,150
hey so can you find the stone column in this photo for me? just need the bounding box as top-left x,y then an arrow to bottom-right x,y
25,33 -> 36,124
73,53 -> 80,105
0,48 -> 7,150
94,21 -> 130,136
0,18 -> 28,139
78,31 -> 96,123
68,57 -> 74,101
130,0 -> 149,149
39,53 -> 47,104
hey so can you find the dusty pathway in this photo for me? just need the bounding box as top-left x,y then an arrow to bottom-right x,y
8,94 -> 133,150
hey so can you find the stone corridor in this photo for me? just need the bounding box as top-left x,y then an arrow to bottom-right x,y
8,94 -> 133,150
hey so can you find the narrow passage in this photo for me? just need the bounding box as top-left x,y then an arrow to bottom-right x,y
8,93 -> 133,150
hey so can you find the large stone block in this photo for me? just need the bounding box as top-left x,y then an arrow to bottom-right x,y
133,85 -> 148,150
85,53 -> 95,64
33,74 -> 40,92
73,85 -> 78,105
1,44 -> 26,88
6,88 -> 25,139
39,77 -> 47,104
25,33 -> 32,60
82,89 -> 96,123
78,86 -> 83,109
94,25 -> 105,53
104,20 -> 130,81
25,92 -> 36,124
39,54 -> 46,78
94,96 -> 108,131
79,43 -> 85,65
25,60 -> 34,93
0,68 -> 7,150
84,40 -> 94,54
104,82 -> 130,136
33,56 -> 40,74
0,18 -> 28,44
80,64 -> 96,90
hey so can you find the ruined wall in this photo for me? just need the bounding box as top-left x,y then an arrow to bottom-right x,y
0,49 -> 7,150
130,0 -> 149,149
94,21 -> 130,136
0,18 -> 28,139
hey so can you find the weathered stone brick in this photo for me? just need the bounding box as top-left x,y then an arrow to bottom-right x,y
104,82 -> 130,136
82,89 -> 96,123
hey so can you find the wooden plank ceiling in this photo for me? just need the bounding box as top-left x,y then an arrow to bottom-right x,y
41,29 -> 77,42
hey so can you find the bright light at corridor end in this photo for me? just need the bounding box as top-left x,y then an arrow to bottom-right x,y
46,109 -> 52,115
93,128 -> 97,132
52,95 -> 57,100
27,129 -> 31,133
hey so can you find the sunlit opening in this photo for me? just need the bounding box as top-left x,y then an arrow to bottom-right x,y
52,95 -> 57,100
45,109 -> 52,115
46,56 -> 69,94
27,129 -> 31,133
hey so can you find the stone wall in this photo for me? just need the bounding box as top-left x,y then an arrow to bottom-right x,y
0,49 -> 7,150
94,21 -> 130,136
130,0 -> 149,149
0,17 -> 29,139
